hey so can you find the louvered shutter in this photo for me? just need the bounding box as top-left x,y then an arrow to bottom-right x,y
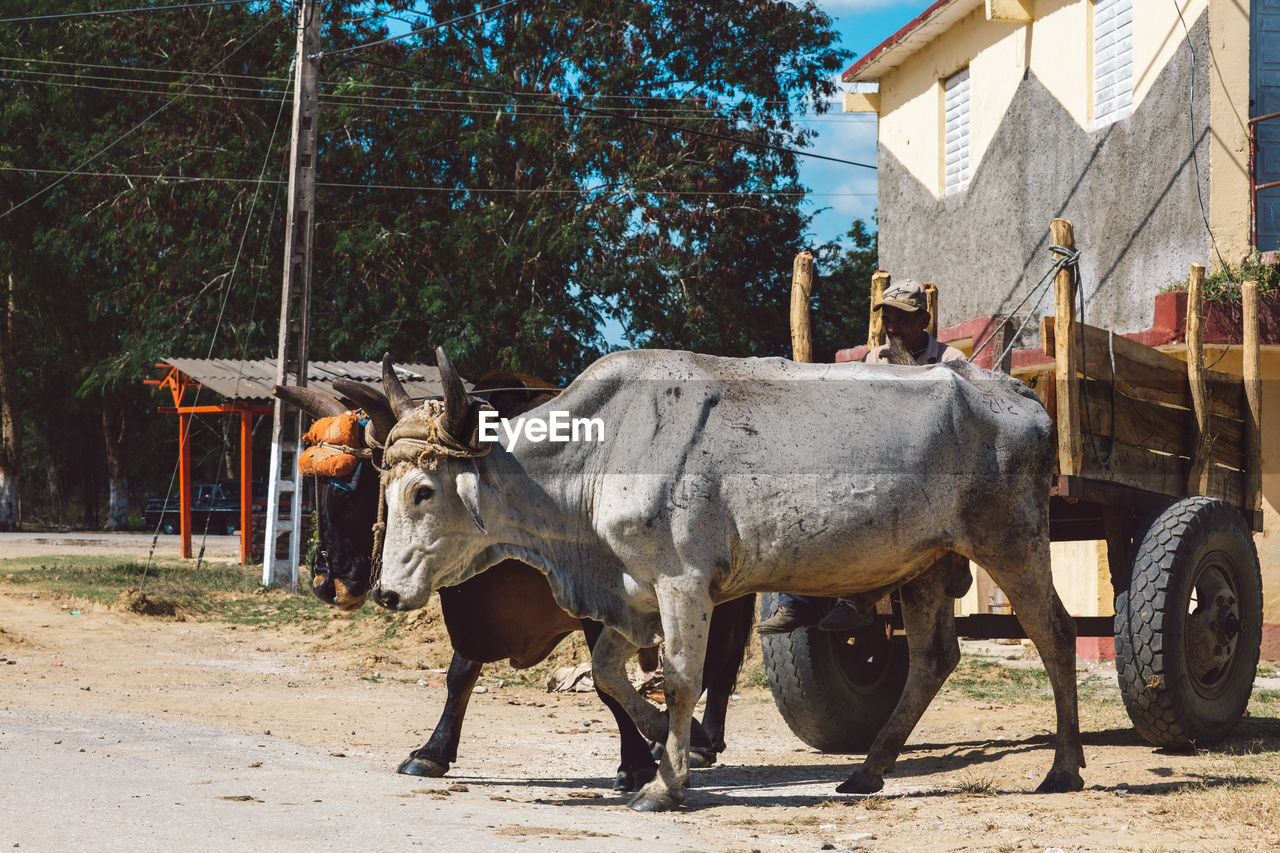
1094,0 -> 1134,126
944,67 -> 970,193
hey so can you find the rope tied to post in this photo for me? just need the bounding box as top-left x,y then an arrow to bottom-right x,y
971,243 -> 1081,365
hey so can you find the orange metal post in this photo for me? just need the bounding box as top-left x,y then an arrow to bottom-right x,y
178,413 -> 193,559
239,411 -> 253,564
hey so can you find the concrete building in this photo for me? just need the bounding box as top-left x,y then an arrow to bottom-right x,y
843,0 -> 1280,658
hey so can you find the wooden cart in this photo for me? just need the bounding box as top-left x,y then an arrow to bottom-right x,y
762,219 -> 1265,752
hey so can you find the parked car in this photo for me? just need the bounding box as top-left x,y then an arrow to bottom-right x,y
144,480 -> 263,536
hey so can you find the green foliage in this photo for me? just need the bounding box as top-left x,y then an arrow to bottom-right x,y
1166,254 -> 1280,303
811,219 -> 877,361
1,1 -> 852,519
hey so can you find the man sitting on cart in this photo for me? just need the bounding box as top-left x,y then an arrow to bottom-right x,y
758,280 -> 969,635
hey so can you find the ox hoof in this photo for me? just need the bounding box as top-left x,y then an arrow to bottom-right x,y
397,755 -> 449,778
1034,768 -> 1084,794
614,764 -> 658,792
627,787 -> 683,812
835,770 -> 885,795
689,746 -> 717,769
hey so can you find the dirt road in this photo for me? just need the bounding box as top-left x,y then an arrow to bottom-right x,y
1,546 -> 1278,851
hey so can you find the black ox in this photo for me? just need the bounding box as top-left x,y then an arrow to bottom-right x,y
275,363 -> 755,791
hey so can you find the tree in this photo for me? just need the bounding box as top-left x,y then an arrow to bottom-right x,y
311,0 -> 850,379
811,218 -> 878,362
0,0 -> 852,527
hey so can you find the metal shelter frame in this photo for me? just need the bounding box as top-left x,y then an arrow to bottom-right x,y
145,364 -> 271,563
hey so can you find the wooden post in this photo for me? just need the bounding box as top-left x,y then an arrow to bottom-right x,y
1243,280 -> 1262,513
923,282 -> 938,337
239,410 -> 254,565
1186,262 -> 1211,495
1052,218 -> 1082,477
178,413 -> 192,559
868,270 -> 890,348
790,251 -> 814,363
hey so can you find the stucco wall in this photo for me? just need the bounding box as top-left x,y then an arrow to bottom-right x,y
877,11 -> 1211,334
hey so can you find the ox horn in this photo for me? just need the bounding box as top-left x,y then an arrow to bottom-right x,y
381,352 -> 414,419
273,384 -> 347,420
436,346 -> 469,442
332,379 -> 396,446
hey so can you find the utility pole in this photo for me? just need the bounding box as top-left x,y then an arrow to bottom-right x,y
264,0 -> 321,588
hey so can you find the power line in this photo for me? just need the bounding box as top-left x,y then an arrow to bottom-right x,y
359,58 -> 877,171
0,166 -> 876,198
0,16 -> 278,223
0,68 -> 877,122
2,54 -> 847,112
0,0 -> 261,24
318,0 -> 521,59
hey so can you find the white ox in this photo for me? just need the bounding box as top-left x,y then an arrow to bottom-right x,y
374,348 -> 1084,811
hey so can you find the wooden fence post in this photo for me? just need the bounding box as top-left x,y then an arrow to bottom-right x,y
1243,280 -> 1262,514
1186,262 -> 1211,495
1052,218 -> 1082,478
790,251 -> 815,363
868,270 -> 890,348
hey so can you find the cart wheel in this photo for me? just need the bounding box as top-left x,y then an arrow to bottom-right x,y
759,593 -> 908,753
1114,496 -> 1262,749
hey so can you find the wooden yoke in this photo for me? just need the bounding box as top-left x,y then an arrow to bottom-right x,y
868,270 -> 890,348
1052,218 -> 1082,477
791,251 -> 815,363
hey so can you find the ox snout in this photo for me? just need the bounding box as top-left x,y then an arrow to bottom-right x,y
311,570 -> 369,612
373,587 -> 407,611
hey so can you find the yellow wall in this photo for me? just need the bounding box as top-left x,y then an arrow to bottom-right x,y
873,0 -> 1222,198
1208,0 -> 1253,265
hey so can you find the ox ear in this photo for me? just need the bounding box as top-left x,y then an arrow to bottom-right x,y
455,460 -> 486,533
435,346 -> 469,442
273,384 -> 347,419
381,352 -> 414,419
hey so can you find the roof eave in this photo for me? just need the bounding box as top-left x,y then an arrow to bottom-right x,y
841,0 -> 984,83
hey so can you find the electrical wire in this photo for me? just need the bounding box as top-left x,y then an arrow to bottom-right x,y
0,15 -> 279,223
0,0 -> 261,24
318,0 -> 521,59
0,166 -> 874,198
1,54 -> 850,112
0,68 -> 876,122
359,58 -> 876,171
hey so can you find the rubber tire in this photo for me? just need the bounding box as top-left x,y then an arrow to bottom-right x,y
1114,496 -> 1262,749
161,520 -> 176,535
759,592 -> 909,753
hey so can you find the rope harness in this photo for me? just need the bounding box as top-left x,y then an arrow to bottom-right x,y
368,398 -> 496,591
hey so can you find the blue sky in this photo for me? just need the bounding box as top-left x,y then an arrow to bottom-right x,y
802,0 -> 932,247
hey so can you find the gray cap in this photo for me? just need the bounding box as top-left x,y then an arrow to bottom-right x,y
873,279 -> 927,313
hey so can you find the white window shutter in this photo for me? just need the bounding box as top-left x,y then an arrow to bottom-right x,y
944,67 -> 970,193
1094,0 -> 1133,126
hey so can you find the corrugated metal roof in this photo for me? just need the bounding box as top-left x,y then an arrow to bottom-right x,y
159,358 -> 457,403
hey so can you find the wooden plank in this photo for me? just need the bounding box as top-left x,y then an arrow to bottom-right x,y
868,270 -> 889,348
790,251 -> 814,363
1243,281 -> 1263,513
1077,440 -> 1246,505
1186,263 -> 1211,494
1052,218 -> 1082,477
1040,317 -> 1243,419
1078,378 -> 1244,470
